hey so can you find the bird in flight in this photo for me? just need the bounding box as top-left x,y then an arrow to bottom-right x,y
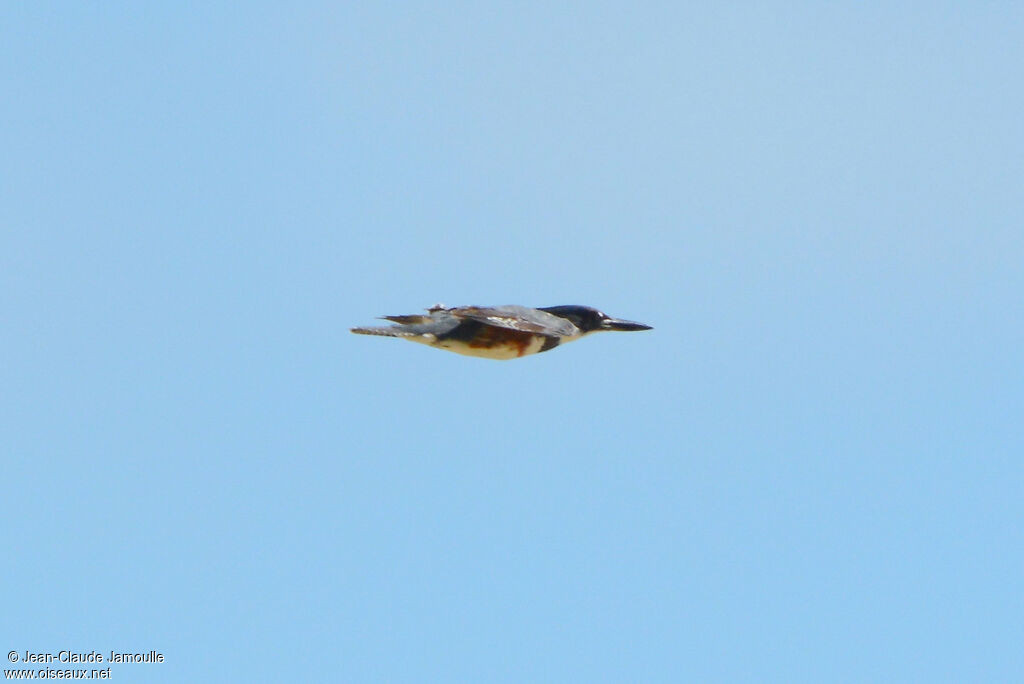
351,304 -> 652,360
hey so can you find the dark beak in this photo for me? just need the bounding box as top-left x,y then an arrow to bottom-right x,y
602,318 -> 653,332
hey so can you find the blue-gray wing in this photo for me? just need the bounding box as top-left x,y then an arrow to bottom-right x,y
448,306 -> 579,337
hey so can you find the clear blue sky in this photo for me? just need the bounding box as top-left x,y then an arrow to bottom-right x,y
3,3 -> 1022,682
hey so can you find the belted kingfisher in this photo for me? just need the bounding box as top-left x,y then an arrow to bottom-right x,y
351,304 -> 652,360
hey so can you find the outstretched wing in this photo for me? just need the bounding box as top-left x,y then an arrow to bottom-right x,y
448,306 -> 579,337
379,314 -> 433,324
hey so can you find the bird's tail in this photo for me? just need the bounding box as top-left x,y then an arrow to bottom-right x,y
350,326 -> 412,337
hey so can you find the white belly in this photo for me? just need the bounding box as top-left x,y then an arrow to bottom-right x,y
408,334 -> 548,360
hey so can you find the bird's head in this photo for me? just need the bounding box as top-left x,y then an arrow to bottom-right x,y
539,305 -> 652,334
